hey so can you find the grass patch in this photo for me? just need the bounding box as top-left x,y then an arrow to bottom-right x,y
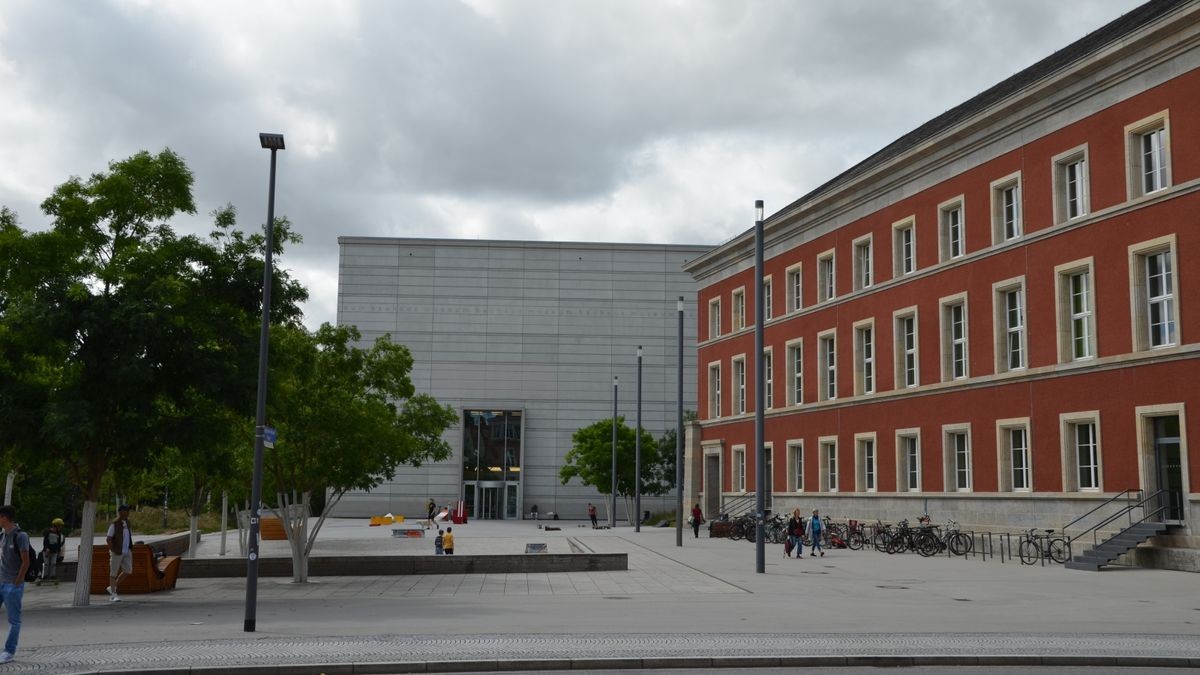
91,508 -> 224,537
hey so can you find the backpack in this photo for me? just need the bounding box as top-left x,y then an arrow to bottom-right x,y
25,551 -> 42,583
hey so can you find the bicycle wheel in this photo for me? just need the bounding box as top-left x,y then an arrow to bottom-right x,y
745,524 -> 757,543
948,532 -> 972,556
729,522 -> 744,541
915,532 -> 940,557
846,531 -> 865,551
1048,537 -> 1070,564
1018,539 -> 1039,565
874,531 -> 892,552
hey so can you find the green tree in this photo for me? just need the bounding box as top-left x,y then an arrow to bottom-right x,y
263,323 -> 456,582
559,417 -> 666,525
0,150 -> 303,605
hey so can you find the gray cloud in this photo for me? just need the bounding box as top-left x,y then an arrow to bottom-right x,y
0,0 -> 1145,327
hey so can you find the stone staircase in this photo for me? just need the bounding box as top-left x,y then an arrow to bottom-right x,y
1065,521 -> 1169,571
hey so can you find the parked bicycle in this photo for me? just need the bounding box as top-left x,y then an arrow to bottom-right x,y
1019,528 -> 1070,564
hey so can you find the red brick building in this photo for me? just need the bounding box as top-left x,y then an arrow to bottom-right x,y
683,0 -> 1199,543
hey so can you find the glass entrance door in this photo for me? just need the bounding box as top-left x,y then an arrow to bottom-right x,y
1153,416 -> 1184,523
481,486 -> 503,520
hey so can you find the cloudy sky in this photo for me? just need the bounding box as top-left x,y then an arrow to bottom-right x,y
0,0 -> 1145,328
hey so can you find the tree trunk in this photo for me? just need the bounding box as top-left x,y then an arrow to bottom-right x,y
219,492 -> 228,557
73,500 -> 98,607
186,514 -> 200,559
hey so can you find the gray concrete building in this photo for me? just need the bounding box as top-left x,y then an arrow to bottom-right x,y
333,237 -> 708,521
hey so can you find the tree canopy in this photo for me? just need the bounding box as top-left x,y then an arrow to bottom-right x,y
560,417 -> 674,522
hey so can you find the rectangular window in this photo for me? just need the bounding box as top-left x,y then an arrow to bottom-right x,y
732,289 -> 746,331
1074,422 -> 1099,490
898,433 -> 921,492
1126,112 -> 1170,199
788,441 -> 804,492
1130,239 -> 1179,351
708,298 -> 721,339
943,429 -> 972,492
994,282 -> 1026,372
941,297 -> 969,381
1010,427 -> 1030,491
732,357 -> 746,415
893,217 -> 916,276
991,174 -> 1022,243
763,349 -> 774,410
1053,146 -> 1089,223
818,251 -> 835,303
733,447 -> 746,492
762,277 -> 773,321
853,236 -> 873,290
939,198 -> 965,261
707,363 -> 722,418
894,310 -> 918,388
819,440 -> 838,492
857,437 -> 876,492
818,332 -> 837,401
1061,267 -> 1095,361
786,264 -> 803,312
854,323 -> 874,395
786,340 -> 803,406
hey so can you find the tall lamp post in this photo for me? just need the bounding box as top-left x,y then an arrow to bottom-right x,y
610,376 -> 618,528
245,132 -> 284,632
675,296 -> 684,547
634,346 -> 643,533
753,199 -> 766,574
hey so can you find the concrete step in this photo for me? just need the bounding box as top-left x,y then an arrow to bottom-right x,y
1064,560 -> 1101,571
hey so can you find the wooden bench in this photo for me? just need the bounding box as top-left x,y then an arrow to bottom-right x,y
259,516 -> 288,541
88,544 -> 181,594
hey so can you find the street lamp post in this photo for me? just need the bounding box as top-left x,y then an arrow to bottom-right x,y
245,132 -> 284,633
610,376 -> 618,528
754,199 -> 766,575
675,297 -> 684,548
635,346 -> 643,533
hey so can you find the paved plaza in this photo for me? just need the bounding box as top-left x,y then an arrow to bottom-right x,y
15,519 -> 1200,672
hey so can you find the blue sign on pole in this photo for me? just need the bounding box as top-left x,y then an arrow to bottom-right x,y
263,427 -> 277,449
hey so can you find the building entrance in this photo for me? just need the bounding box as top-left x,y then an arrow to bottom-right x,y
704,453 -> 720,518
462,409 -> 523,520
1152,416 -> 1185,523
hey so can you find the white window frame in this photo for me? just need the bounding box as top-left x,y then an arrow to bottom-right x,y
708,298 -> 722,340
993,277 -> 1027,373
787,440 -> 804,493
1128,235 -> 1179,352
856,432 -> 877,493
1060,411 -> 1102,492
940,293 -> 969,382
895,428 -> 922,492
853,234 -> 873,291
761,275 -> 773,321
1125,110 -> 1171,199
938,196 -> 966,262
1054,259 -> 1097,363
892,216 -> 916,277
942,424 -> 972,492
853,318 -> 875,396
732,287 -> 746,331
785,338 -> 804,406
893,306 -> 919,389
990,172 -> 1022,244
818,328 -> 837,401
763,347 -> 774,410
996,418 -> 1032,492
785,263 -> 803,313
732,355 -> 747,415
819,437 -> 838,493
1053,144 -> 1090,224
733,445 -> 747,492
707,361 -> 722,419
817,249 -> 836,303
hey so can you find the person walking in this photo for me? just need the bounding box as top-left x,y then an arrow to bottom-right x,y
805,508 -> 825,557
442,527 -> 455,555
426,498 -> 437,529
587,503 -> 598,528
0,505 -> 30,664
106,504 -> 133,602
690,504 -> 704,538
39,518 -> 66,585
786,509 -> 805,559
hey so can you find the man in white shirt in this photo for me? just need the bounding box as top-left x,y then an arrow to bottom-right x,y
105,504 -> 133,602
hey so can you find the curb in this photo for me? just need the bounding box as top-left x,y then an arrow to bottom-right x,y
92,653 -> 1200,674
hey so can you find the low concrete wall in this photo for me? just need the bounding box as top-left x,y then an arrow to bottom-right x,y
59,553 -> 627,580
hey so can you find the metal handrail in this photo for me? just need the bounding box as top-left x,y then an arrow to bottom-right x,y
1078,489 -> 1165,548
1061,488 -> 1141,538
721,492 -> 756,518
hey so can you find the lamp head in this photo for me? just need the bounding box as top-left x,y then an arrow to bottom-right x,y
259,133 -> 286,150
755,199 -> 764,222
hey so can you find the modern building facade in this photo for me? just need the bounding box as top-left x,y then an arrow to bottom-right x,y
683,0 -> 1200,536
334,237 -> 705,520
